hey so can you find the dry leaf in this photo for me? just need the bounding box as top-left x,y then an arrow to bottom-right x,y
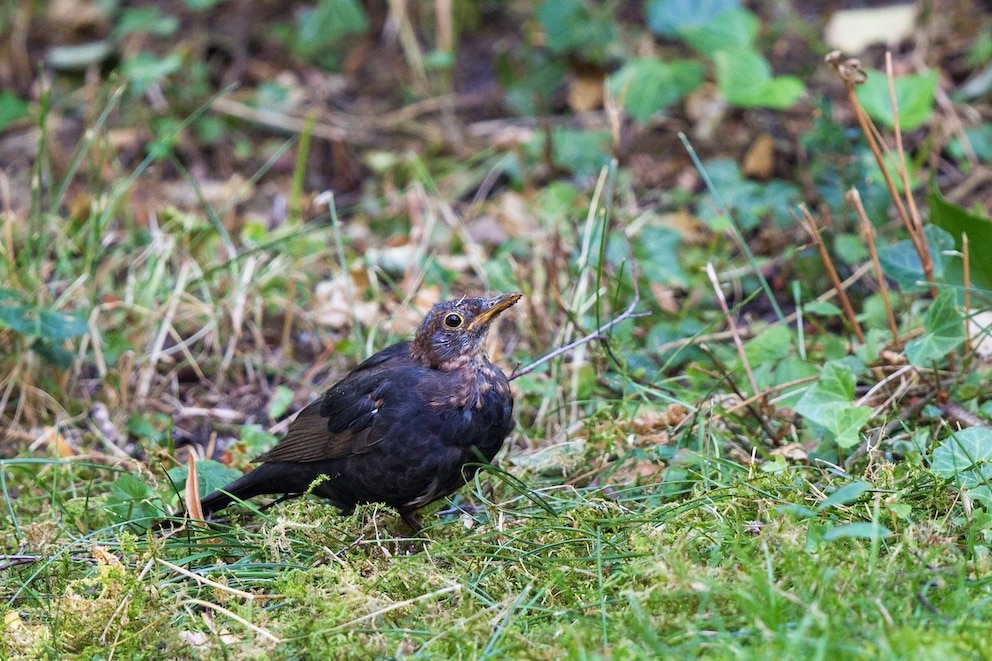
769,443 -> 809,463
742,134 -> 775,180
186,453 -> 204,521
568,74 -> 605,112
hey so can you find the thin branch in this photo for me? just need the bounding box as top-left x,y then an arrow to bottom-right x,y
509,294 -> 645,381
704,262 -> 761,401
796,205 -> 866,344
0,554 -> 39,571
848,188 -> 900,347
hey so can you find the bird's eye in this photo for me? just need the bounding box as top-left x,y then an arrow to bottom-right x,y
443,312 -> 463,328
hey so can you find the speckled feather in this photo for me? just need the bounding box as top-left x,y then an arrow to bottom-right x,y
197,293 -> 521,530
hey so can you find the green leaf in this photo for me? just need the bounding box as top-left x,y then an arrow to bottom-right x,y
929,188 -> 992,291
818,480 -> 871,510
696,159 -> 801,230
607,58 -> 704,123
767,357 -> 819,409
0,302 -> 88,341
803,301 -> 842,317
293,0 -> 368,59
37,309 -> 89,341
948,124 -> 992,163
795,362 -> 873,448
105,473 -> 168,528
184,0 -> 224,10
268,385 -> 296,420
931,428 -> 992,477
821,522 -> 892,541
930,428 -> 992,506
713,49 -> 804,109
744,325 -> 794,363
530,128 -> 612,178
167,459 -> 245,499
832,232 -> 870,265
855,70 -> 938,130
645,0 -> 740,37
0,90 -> 29,132
678,8 -> 758,55
537,0 -> 618,54
613,225 -> 687,287
876,225 -> 954,293
904,288 -> 964,366
114,7 -> 179,37
31,339 -> 76,369
501,55 -> 568,117
122,52 -> 183,95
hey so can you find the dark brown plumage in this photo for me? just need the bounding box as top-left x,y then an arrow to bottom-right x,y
197,292 -> 521,531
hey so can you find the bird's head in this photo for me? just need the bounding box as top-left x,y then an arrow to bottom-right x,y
410,292 -> 522,371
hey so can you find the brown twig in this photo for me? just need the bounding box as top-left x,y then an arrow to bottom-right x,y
885,52 -> 935,295
796,205 -> 866,344
650,264 -> 874,356
848,188 -> 900,347
825,50 -> 936,297
0,554 -> 39,571
705,262 -> 761,401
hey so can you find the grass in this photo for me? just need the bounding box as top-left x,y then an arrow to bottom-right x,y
5,458 -> 991,658
5,161 -> 992,656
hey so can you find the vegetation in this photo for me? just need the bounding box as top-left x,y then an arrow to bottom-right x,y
2,0 -> 992,658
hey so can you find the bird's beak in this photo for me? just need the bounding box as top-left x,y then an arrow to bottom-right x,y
468,292 -> 522,331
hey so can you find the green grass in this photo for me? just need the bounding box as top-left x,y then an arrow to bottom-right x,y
4,155 -> 992,656
5,458 -> 991,658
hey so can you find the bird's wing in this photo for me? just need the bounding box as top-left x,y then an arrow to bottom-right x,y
253,343 -> 412,463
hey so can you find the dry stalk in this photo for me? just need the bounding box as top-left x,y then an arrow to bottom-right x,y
825,50 -> 936,297
796,205 -> 866,344
847,188 -> 900,347
704,262 -> 760,401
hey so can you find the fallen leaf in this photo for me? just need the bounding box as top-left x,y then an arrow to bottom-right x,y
742,134 -> 775,180
568,74 -> 605,112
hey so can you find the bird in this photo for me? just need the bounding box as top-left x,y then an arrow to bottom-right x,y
196,292 -> 522,531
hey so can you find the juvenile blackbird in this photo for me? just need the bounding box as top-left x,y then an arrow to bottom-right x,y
198,292 -> 522,531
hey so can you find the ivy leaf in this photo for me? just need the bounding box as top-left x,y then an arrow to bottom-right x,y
608,58 -> 704,123
678,8 -> 758,55
904,288 -> 964,366
931,428 -> 992,506
876,225 -> 954,293
795,361 -> 872,448
645,0 -> 740,37
855,70 -> 938,130
713,49 -> 804,109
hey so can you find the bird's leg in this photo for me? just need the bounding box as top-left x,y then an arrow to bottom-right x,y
400,510 -> 423,533
259,493 -> 302,511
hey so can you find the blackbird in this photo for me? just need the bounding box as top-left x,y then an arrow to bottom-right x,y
198,292 -> 522,531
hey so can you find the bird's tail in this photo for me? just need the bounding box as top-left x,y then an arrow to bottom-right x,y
197,463 -> 289,517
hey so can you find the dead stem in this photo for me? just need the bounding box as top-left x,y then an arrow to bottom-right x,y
825,50 -> 936,297
848,188 -> 900,347
796,205 -> 866,344
704,262 -> 760,401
